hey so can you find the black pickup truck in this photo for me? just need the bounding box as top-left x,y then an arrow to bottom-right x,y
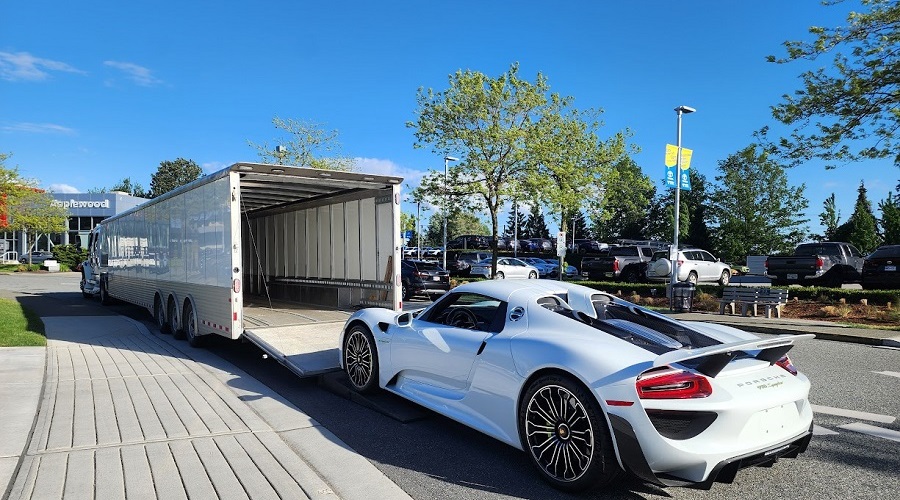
765,242 -> 864,287
582,245 -> 654,282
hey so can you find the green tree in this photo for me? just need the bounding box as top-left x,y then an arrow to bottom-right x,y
502,205 -> 525,238
682,171 -> 713,250
1,154 -> 68,262
708,145 -> 809,263
818,193 -> 842,240
149,158 -> 202,198
879,189 -> 900,244
766,0 -> 900,168
644,169 -> 710,248
521,204 -> 550,239
409,63 -> 566,274
567,209 -> 590,241
249,116 -> 354,171
111,177 -> 148,198
834,181 -> 882,253
424,210 -> 490,247
590,157 -> 655,242
523,95 -> 634,241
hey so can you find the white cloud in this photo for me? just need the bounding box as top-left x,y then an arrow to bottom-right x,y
0,51 -> 85,81
48,183 -> 80,194
103,61 -> 163,87
201,161 -> 227,174
354,157 -> 427,187
1,122 -> 75,135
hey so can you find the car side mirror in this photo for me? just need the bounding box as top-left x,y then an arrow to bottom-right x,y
395,312 -> 412,327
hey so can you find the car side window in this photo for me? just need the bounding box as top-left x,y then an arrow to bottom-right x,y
641,247 -> 653,257
701,251 -> 715,262
422,292 -> 506,332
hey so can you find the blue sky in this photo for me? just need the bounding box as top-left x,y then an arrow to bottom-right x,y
2,0 -> 896,237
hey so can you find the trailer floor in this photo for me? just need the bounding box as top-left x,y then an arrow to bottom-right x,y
242,299 -> 351,378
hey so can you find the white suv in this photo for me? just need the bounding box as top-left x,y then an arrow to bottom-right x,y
645,249 -> 731,285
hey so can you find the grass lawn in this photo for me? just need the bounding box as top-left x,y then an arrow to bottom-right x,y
0,297 -> 47,347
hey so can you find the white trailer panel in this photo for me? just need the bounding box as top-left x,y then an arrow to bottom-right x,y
89,163 -> 403,375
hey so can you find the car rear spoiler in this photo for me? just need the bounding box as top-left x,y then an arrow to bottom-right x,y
652,334 -> 815,377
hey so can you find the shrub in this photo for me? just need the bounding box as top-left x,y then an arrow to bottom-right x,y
51,245 -> 88,270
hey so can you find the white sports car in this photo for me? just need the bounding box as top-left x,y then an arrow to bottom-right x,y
339,280 -> 814,492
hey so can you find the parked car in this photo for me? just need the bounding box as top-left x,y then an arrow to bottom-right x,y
446,251 -> 492,276
340,279 -> 815,492
401,259 -> 451,301
582,245 -> 654,282
470,257 -> 539,279
520,257 -> 558,278
447,235 -> 490,250
861,244 -> 900,290
517,239 -> 537,251
571,239 -> 608,254
646,248 -> 731,285
528,238 -> 553,253
765,242 -> 864,287
19,251 -> 54,264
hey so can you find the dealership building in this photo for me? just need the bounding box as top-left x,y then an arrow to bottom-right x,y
1,192 -> 147,259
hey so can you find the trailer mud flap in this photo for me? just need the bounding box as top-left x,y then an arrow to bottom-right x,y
243,321 -> 347,377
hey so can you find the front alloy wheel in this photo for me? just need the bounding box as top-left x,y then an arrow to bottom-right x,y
343,325 -> 379,393
520,375 -> 620,492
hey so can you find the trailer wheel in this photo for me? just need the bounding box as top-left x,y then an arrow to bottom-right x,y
168,298 -> 183,339
154,296 -> 170,334
184,301 -> 203,348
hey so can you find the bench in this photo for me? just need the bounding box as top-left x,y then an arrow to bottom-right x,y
719,286 -> 789,318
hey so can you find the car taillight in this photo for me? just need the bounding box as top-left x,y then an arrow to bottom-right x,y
636,368 -> 712,399
816,257 -> 824,269
613,260 -> 620,272
417,272 -> 430,277
776,355 -> 798,376
764,259 -> 769,269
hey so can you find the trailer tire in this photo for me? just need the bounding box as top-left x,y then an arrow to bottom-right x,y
154,296 -> 170,334
184,301 -> 203,348
169,298 -> 183,339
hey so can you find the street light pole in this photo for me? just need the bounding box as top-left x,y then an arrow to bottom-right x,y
416,201 -> 422,261
442,155 -> 458,270
670,105 -> 695,291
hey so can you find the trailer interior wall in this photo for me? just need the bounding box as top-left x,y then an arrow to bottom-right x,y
242,187 -> 397,310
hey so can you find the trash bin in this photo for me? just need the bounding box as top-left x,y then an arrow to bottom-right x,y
670,282 -> 695,312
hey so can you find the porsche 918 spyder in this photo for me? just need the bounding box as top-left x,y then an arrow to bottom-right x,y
339,280 -> 814,492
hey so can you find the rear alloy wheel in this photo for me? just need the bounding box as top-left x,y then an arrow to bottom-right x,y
343,325 -> 379,393
719,270 -> 731,286
402,282 -> 411,301
528,270 -> 538,279
495,271 -> 505,279
520,374 -> 620,492
687,271 -> 699,285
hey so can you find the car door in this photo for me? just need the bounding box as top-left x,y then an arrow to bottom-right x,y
390,292 -> 504,391
698,250 -> 716,280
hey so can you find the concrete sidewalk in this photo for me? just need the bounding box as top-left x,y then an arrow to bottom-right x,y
1,314 -> 410,500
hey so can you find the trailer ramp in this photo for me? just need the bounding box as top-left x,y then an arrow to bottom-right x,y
242,302 -> 351,378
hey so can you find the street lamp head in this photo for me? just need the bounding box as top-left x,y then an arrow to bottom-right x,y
675,105 -> 696,114
444,156 -> 459,162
